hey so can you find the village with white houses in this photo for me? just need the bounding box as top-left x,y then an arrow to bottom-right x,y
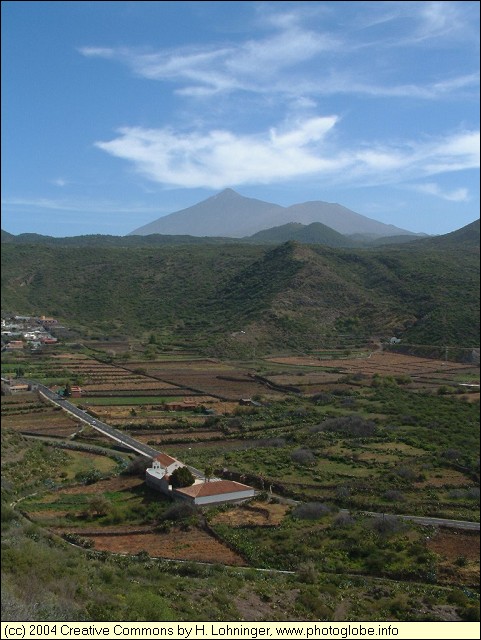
1,313 -> 61,351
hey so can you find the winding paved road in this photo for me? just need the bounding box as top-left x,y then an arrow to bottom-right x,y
358,510 -> 480,531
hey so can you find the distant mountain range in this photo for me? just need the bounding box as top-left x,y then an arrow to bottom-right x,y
128,188 -> 423,238
0,223 -> 364,248
3,218 -> 480,250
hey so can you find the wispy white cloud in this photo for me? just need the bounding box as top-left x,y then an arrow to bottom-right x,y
95,118 -> 480,190
353,1 -> 477,45
51,178 -> 68,187
79,3 -> 478,101
80,20 -> 339,98
290,72 -> 479,100
1,196 -> 164,215
410,182 -> 470,201
414,1 -> 467,42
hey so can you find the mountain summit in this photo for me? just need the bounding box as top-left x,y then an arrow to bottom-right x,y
128,189 -> 417,238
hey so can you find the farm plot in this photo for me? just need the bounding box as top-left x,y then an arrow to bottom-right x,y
21,476 -> 150,526
77,527 -> 247,566
267,352 -> 475,380
46,356 -> 190,397
82,341 -> 132,355
136,429 -> 228,446
263,371 -> 352,394
427,530 -> 480,587
1,393 -> 81,437
76,393 -> 222,430
211,501 -> 290,527
53,475 -> 144,495
151,370 -> 285,400
122,359 -> 287,400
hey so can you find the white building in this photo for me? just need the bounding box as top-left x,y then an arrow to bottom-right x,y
145,454 -> 255,505
174,479 -> 256,506
145,453 -> 185,495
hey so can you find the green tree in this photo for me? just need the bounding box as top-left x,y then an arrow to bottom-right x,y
204,465 -> 214,482
88,495 -> 111,517
170,466 -> 195,488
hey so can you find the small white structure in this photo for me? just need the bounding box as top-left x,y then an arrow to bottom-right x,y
146,453 -> 184,495
151,453 -> 183,476
145,454 -> 255,505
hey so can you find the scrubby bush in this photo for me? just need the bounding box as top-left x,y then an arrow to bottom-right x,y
123,455 -> 152,477
332,512 -> 355,528
370,514 -> 403,537
75,469 -> 103,485
292,502 -> 330,520
311,393 -> 333,406
460,604 -> 480,622
256,437 -> 286,448
88,495 -> 111,517
227,417 -> 243,429
335,486 -> 350,500
383,490 -> 405,502
160,501 -> 197,522
318,415 -> 376,437
1,503 -> 16,523
442,448 -> 462,461
291,448 -> 316,466
63,532 -> 93,548
467,487 -> 480,501
297,561 -> 318,584
393,466 -> 417,482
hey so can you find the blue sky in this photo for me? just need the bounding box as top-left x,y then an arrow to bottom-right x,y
2,1 -> 479,237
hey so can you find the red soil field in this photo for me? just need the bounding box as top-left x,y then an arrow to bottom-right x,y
80,526 -> 246,565
267,352 -> 476,377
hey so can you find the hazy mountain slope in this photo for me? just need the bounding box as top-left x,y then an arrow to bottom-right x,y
128,189 -> 416,238
280,201 -> 414,237
129,189 -> 284,237
1,230 -> 15,242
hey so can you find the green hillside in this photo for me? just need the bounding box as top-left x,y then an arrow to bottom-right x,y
0,231 -> 240,247
0,227 -> 424,249
1,239 -> 479,352
246,222 -> 352,247
410,219 -> 480,251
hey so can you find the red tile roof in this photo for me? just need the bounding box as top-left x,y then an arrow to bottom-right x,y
154,453 -> 180,468
175,479 -> 254,498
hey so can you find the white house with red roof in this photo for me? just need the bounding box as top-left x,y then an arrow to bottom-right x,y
174,479 -> 255,505
145,454 -> 256,505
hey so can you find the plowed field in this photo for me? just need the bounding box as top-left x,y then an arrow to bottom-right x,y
76,526 -> 247,565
